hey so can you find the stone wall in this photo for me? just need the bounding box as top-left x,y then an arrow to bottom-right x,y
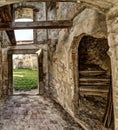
14,2 -> 47,42
49,5 -> 107,116
0,1 -> 117,129
13,54 -> 38,70
78,36 -> 110,75
106,4 -> 118,129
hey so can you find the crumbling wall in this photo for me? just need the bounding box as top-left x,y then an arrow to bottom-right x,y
78,36 -> 110,75
48,3 -> 107,116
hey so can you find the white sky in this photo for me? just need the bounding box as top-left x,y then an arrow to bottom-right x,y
13,54 -> 23,59
15,19 -> 33,41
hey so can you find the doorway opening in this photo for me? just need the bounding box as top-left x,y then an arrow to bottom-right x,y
12,54 -> 39,95
78,35 -> 114,129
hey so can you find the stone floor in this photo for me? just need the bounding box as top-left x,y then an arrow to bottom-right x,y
13,88 -> 39,95
78,96 -> 114,130
0,94 -> 82,130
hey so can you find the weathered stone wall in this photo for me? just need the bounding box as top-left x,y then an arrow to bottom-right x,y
13,54 -> 38,70
49,4 -> 107,116
106,4 -> 118,129
0,1 -> 117,129
14,2 -> 47,42
78,36 -> 110,75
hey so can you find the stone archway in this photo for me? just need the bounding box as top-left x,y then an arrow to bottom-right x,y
70,34 -> 85,115
71,34 -> 114,129
78,35 -> 113,128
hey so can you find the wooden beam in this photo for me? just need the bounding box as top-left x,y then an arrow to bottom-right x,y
8,49 -> 39,54
0,23 -> 11,30
6,31 -> 16,45
6,0 -> 77,2
0,5 -> 16,45
13,20 -> 72,29
79,88 -> 108,97
0,20 -> 72,30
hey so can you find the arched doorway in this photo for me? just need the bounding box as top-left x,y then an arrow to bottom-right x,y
78,35 -> 114,129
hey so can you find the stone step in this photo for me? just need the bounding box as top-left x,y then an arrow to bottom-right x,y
80,82 -> 110,86
79,70 -> 106,76
79,78 -> 110,86
79,87 -> 108,97
79,85 -> 110,90
79,64 -> 105,71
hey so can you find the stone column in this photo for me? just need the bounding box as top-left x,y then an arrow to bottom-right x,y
106,5 -> 118,129
38,50 -> 44,95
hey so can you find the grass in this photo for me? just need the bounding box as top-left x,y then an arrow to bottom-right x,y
13,69 -> 38,91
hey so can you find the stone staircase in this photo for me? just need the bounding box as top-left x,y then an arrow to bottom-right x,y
79,64 -> 110,97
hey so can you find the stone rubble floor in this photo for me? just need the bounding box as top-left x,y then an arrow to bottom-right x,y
0,94 -> 82,130
78,96 -> 114,130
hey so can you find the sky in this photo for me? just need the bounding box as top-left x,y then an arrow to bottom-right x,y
15,18 -> 33,41
13,18 -> 33,59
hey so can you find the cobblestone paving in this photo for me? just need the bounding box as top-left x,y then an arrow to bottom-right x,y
0,95 -> 81,130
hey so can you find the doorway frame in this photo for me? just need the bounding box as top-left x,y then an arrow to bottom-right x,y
8,49 -> 43,95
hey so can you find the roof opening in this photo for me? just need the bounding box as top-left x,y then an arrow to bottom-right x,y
15,18 -> 33,44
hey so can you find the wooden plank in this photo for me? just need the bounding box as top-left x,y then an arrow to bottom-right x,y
6,31 -> 16,45
8,49 -> 39,54
80,82 -> 110,86
0,23 -> 11,30
103,86 -> 113,127
79,88 -> 108,97
80,78 -> 110,86
6,0 -> 77,2
0,20 -> 72,30
0,5 -> 16,45
80,78 -> 110,82
12,20 -> 72,29
80,85 -> 110,90
79,70 -> 105,74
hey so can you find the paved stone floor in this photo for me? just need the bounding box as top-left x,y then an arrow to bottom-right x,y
0,94 -> 81,130
13,89 -> 39,95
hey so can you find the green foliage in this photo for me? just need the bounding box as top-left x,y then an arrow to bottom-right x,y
13,69 -> 38,91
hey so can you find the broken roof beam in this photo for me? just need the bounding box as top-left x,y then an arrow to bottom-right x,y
0,20 -> 73,30
0,5 -> 16,45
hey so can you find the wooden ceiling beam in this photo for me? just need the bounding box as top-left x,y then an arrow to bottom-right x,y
5,0 -> 77,2
0,20 -> 72,30
0,5 -> 16,45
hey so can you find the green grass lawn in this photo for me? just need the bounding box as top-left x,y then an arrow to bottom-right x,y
13,69 -> 38,91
